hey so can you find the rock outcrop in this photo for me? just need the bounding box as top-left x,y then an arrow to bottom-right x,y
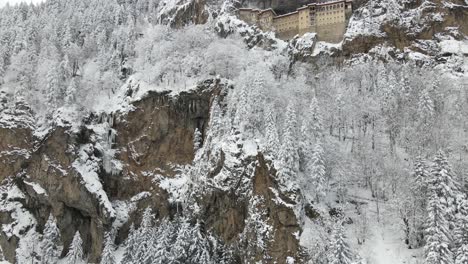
0,79 -> 302,264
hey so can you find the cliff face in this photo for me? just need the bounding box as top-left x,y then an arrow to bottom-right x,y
0,79 -> 301,264
342,0 -> 468,56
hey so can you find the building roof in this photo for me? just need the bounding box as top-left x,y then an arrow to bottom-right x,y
274,11 -> 298,19
259,8 -> 277,16
239,0 -> 352,20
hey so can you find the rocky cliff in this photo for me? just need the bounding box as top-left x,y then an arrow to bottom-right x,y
0,79 -> 301,263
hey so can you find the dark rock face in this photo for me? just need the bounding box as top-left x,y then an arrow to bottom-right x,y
0,79 -> 301,264
162,0 -> 209,28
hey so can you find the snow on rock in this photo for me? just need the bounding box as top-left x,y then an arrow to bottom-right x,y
0,184 -> 41,263
312,41 -> 343,56
440,39 -> 468,55
23,181 -> 47,196
159,166 -> 190,203
0,93 -> 35,130
345,0 -> 448,41
0,185 -> 35,239
112,192 -> 151,231
289,33 -> 318,57
73,144 -> 116,219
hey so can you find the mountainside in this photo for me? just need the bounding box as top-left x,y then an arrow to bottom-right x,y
0,0 -> 467,263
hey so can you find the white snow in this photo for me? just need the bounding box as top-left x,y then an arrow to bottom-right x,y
312,41 -> 343,56
347,188 -> 423,264
112,192 -> 151,231
73,144 -> 116,219
0,185 -> 41,263
243,140 -> 258,157
440,39 -> 468,55
23,181 -> 47,196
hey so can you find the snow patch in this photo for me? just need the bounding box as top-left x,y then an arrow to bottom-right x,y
73,144 -> 116,219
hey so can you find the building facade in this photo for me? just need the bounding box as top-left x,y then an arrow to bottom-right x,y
238,0 -> 353,42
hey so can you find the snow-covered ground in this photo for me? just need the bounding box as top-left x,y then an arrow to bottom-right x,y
347,188 -> 423,264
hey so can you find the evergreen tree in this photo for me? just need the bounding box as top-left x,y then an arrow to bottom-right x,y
134,207 -> 155,263
428,152 -> 460,230
328,222 -> 353,264
264,103 -> 279,158
41,214 -> 61,264
187,222 -> 212,263
193,128 -> 202,151
66,231 -> 84,264
412,157 -> 429,198
65,77 -> 78,105
307,141 -> 326,203
100,233 -> 116,264
418,88 -> 435,125
425,189 -> 454,264
409,158 -> 429,247
278,103 -> 299,192
46,62 -> 62,109
122,224 -> 137,264
152,219 -> 174,263
455,197 -> 468,264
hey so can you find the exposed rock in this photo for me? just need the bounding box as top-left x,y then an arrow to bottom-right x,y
0,77 -> 304,263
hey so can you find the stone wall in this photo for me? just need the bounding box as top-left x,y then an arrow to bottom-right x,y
316,21 -> 347,43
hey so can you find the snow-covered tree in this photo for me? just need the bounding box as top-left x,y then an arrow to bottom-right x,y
66,231 -> 84,264
306,142 -> 326,203
41,214 -> 61,264
428,152 -> 460,230
278,103 -> 299,192
424,189 -> 454,264
328,222 -> 353,264
65,77 -> 78,105
134,207 -> 155,263
455,197 -> 468,264
193,128 -> 202,151
264,103 -> 280,158
301,96 -> 323,140
409,157 -> 429,247
100,233 -> 116,264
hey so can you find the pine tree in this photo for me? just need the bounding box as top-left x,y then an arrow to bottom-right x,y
122,224 -> 137,264
134,207 -> 155,263
418,88 -> 435,125
46,62 -> 62,109
278,103 -> 299,192
328,222 -> 353,264
412,158 -> 429,198
65,77 -> 78,105
425,189 -> 454,264
187,222 -> 212,263
171,217 -> 191,262
152,219 -> 173,263
307,97 -> 323,139
100,233 -> 116,264
264,103 -> 279,158
307,141 -> 326,203
233,87 -> 251,133
455,197 -> 468,264
41,214 -> 61,264
66,231 -> 84,264
193,128 -> 202,151
409,157 -> 429,247
428,152 -> 460,230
